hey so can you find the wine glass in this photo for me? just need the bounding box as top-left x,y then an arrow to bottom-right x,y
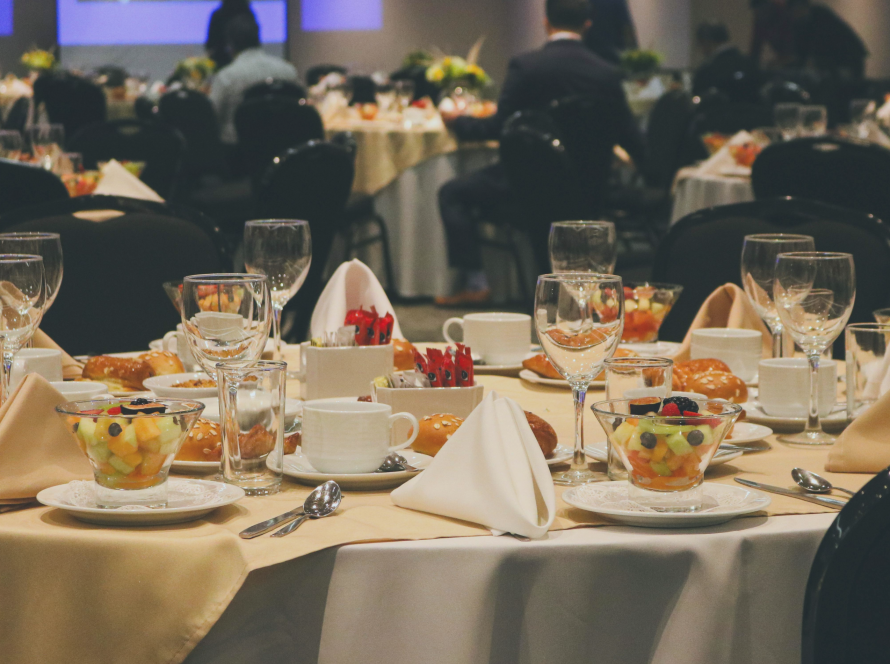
0,254 -> 46,404
774,252 -> 855,445
774,103 -> 803,140
0,233 -> 63,313
395,79 -> 415,110
27,124 -> 64,171
243,220 -> 312,360
0,130 -> 23,160
799,105 -> 828,137
535,273 -> 624,485
549,221 -> 617,274
741,234 -> 815,358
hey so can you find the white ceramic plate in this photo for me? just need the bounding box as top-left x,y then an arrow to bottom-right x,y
170,459 -> 220,474
619,341 -> 682,358
546,444 -> 575,466
36,478 -> 244,526
473,353 -> 536,375
741,400 -> 850,431
144,372 -> 218,399
274,449 -> 432,490
724,421 -> 773,444
562,481 -> 771,528
584,443 -> 743,468
519,369 -> 604,390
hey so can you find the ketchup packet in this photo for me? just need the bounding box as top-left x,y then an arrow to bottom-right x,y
441,349 -> 457,387
414,348 -> 429,375
425,348 -> 445,387
346,307 -> 377,346
378,312 -> 394,345
455,343 -> 475,387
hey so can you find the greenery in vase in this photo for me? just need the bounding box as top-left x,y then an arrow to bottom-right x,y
170,57 -> 216,86
620,49 -> 663,77
21,49 -> 56,72
425,56 -> 490,91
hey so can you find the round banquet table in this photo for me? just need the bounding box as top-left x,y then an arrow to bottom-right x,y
671,171 -> 755,224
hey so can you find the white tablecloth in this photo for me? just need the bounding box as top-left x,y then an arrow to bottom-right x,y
184,513 -> 833,664
671,173 -> 755,224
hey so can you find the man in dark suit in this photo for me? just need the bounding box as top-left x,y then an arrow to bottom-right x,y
693,21 -> 759,103
436,0 -> 644,306
789,0 -> 867,78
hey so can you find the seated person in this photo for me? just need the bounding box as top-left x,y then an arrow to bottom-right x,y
693,21 -> 759,103
209,15 -> 299,145
789,0 -> 868,78
436,0 -> 644,306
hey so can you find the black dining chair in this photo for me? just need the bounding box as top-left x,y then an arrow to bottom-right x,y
0,193 -> 231,269
257,140 -> 355,339
653,197 -> 890,346
242,78 -> 308,102
760,79 -> 812,106
305,64 -> 347,87
752,137 -> 890,223
234,97 -> 325,183
3,212 -> 225,355
0,158 -> 69,216
68,119 -> 187,199
802,465 -> 890,664
646,89 -> 697,188
157,88 -> 228,187
348,75 -> 377,105
32,71 -> 107,139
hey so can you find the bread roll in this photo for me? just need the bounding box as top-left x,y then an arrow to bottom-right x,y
525,411 -> 558,457
672,366 -> 688,391
685,370 -> 748,403
522,354 -> 562,379
82,356 -> 152,391
411,413 -> 464,456
176,419 -> 222,462
393,339 -> 417,371
677,358 -> 731,376
139,350 -> 185,376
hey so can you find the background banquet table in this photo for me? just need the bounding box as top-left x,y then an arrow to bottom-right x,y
671,170 -> 755,224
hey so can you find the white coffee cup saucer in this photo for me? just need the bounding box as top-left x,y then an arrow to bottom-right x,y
270,448 -> 432,490
741,399 -> 850,431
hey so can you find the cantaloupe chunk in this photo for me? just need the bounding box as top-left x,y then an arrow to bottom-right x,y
107,435 -> 138,458
133,418 -> 161,444
139,452 -> 167,476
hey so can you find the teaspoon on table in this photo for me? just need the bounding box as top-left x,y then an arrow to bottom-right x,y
240,481 -> 334,539
792,468 -> 856,497
270,481 -> 341,538
376,453 -> 420,473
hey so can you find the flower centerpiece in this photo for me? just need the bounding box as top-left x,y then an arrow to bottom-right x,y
169,56 -> 216,90
620,49 -> 663,82
21,49 -> 56,73
425,56 -> 490,93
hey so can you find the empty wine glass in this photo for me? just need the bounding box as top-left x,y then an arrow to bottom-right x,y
774,252 -> 855,445
741,234 -> 815,357
395,80 -> 415,110
243,220 -> 312,360
375,82 -> 397,113
535,273 -> 624,485
549,221 -> 617,274
0,233 -> 63,313
0,254 -> 46,403
775,103 -> 803,140
28,124 -> 64,171
0,130 -> 23,160
799,105 -> 828,137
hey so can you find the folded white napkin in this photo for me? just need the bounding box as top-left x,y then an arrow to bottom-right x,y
697,130 -> 755,177
94,159 -> 164,202
310,259 -> 402,338
391,391 -> 556,539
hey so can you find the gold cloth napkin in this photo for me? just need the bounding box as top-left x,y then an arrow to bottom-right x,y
0,374 -> 92,503
32,328 -> 84,380
826,389 -> 890,473
674,283 -> 771,362
94,158 -> 165,202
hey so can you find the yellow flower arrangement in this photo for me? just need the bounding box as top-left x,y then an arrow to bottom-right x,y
21,49 -> 56,71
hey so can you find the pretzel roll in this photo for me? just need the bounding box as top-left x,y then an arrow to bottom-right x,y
677,358 -> 731,377
176,419 -> 222,462
412,413 -> 464,457
393,339 -> 417,371
672,365 -> 688,391
139,350 -> 185,376
525,411 -> 558,458
82,356 -> 152,392
522,354 -> 562,379
685,370 -> 748,404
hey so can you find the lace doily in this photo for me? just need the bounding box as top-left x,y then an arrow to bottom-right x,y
570,483 -> 762,514
60,479 -> 228,510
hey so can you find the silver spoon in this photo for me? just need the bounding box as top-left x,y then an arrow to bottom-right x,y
270,481 -> 341,538
376,453 -> 420,473
792,468 -> 856,497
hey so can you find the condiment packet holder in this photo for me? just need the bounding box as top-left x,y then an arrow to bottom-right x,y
372,372 -> 484,422
294,342 -> 394,400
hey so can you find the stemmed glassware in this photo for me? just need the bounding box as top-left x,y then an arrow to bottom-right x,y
0,254 -> 46,403
243,220 -> 312,360
535,273 -> 624,485
0,233 -> 63,313
27,124 -> 65,171
0,130 -> 23,160
774,252 -> 855,445
549,221 -> 617,274
774,103 -> 803,141
741,234 -> 815,358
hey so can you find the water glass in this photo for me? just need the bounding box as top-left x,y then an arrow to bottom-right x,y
375,82 -> 396,113
850,98 -> 875,137
799,105 -> 828,137
846,323 -> 890,418
774,103 -> 803,140
395,79 -> 415,110
28,124 -> 64,171
603,357 -> 673,480
0,130 -> 23,160
0,232 -> 63,311
218,360 -> 286,495
549,221 -> 617,274
0,254 -> 46,403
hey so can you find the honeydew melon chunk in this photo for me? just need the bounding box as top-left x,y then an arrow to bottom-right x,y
88,443 -> 112,463
121,424 -> 138,450
637,418 -> 656,433
108,455 -> 135,475
627,431 -> 645,452
693,425 -> 714,447
652,423 -> 695,436
612,421 -> 635,447
157,418 -> 182,455
666,431 -> 694,455
77,418 -> 98,446
650,460 -> 672,476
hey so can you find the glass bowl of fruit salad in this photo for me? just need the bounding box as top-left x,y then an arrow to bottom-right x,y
590,396 -> 742,512
621,283 -> 683,343
56,397 -> 205,509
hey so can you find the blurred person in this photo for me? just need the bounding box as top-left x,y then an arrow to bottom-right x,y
583,0 -> 638,64
209,15 -> 299,145
436,0 -> 644,306
788,0 -> 867,78
693,21 -> 758,102
750,0 -> 796,69
206,0 -> 257,69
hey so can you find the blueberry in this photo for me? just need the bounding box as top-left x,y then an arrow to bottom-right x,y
663,396 -> 699,414
640,432 -> 657,449
687,429 -> 704,446
108,422 -> 122,437
130,398 -> 151,406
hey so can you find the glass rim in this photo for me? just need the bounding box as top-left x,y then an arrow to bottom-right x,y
872,308 -> 890,314
215,360 -> 287,374
623,281 -> 684,291
537,272 -> 622,283
550,220 -> 615,228
847,322 -> 890,330
183,273 -> 267,284
590,398 -> 742,420
0,232 -> 60,240
743,233 -> 814,243
56,397 -> 206,417
603,356 -> 673,368
0,253 -> 43,263
775,251 -> 853,260
244,219 -> 309,227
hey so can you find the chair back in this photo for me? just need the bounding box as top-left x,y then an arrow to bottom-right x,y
33,71 -> 107,139
234,97 -> 324,181
802,466 -> 890,664
761,80 -> 811,106
243,78 -> 307,101
158,89 -> 227,183
68,119 -> 187,199
348,75 -> 377,105
652,197 -> 890,343
305,64 -> 347,87
646,89 -> 696,187
133,96 -> 158,122
4,212 -> 224,354
0,158 -> 69,216
752,137 -> 890,222
257,140 -> 354,338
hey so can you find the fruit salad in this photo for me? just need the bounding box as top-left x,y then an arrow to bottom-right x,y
57,398 -> 204,492
621,283 -> 683,343
592,396 -> 741,492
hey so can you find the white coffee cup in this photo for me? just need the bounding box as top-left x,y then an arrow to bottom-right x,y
758,358 -> 837,418
301,401 -> 419,474
690,328 -> 763,382
50,381 -> 109,400
442,312 -> 530,366
163,324 -> 200,372
294,342 -> 394,400
10,348 -> 63,388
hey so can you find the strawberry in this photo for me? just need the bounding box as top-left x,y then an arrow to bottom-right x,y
106,406 -> 122,415
660,403 -> 681,417
683,411 -> 701,418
